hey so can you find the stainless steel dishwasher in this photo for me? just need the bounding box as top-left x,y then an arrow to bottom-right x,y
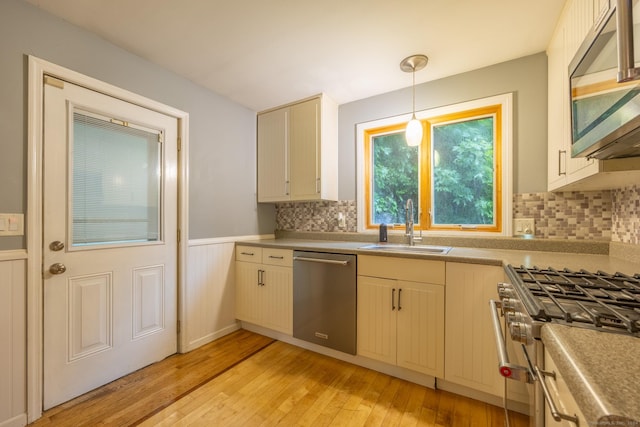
292,251 -> 356,355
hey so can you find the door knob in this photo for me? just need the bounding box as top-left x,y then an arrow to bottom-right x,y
49,241 -> 65,251
49,263 -> 67,275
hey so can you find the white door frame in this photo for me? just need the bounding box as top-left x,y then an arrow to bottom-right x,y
26,55 -> 190,422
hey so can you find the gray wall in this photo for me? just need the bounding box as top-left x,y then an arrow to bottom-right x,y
0,0 -> 275,250
338,52 -> 548,200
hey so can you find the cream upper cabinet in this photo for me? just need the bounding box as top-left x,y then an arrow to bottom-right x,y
547,21 -> 569,190
357,255 -> 445,378
257,94 -> 338,202
547,0 -> 640,191
235,245 -> 293,335
547,0 -> 599,192
257,108 -> 289,202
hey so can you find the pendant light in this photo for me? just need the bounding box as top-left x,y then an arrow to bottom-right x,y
400,54 -> 428,146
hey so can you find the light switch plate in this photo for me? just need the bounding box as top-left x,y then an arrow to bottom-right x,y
513,218 -> 535,237
0,213 -> 24,236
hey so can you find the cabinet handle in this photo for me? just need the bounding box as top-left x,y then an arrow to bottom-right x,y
316,177 -> 320,194
397,288 -> 402,311
241,252 -> 255,256
285,180 -> 290,196
257,269 -> 264,286
268,255 -> 284,260
558,150 -> 566,176
391,288 -> 396,311
535,366 -> 579,425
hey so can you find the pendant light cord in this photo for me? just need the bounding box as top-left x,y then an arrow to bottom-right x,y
412,67 -> 416,119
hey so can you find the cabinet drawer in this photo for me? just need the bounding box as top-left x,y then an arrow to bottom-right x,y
236,245 -> 262,263
358,255 -> 445,285
262,248 -> 293,267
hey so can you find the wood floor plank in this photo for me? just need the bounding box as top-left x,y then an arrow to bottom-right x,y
363,375 -> 403,426
31,330 -> 530,427
29,329 -> 274,427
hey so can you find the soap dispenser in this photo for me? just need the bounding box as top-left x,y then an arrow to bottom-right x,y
379,223 -> 388,242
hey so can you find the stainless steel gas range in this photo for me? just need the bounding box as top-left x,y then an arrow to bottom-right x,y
490,265 -> 640,427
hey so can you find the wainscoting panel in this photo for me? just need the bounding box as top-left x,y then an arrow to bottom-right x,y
0,254 -> 27,427
184,240 -> 240,352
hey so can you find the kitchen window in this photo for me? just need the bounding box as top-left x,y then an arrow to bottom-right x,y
356,93 -> 512,236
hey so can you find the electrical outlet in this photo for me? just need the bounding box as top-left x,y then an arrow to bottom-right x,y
513,218 -> 535,237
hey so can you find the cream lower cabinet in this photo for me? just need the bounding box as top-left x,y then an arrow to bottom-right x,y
543,350 -> 586,426
444,262 -> 505,396
235,245 -> 293,335
357,255 -> 445,377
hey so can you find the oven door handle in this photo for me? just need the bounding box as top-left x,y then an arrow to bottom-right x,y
489,299 -> 532,383
535,366 -> 580,425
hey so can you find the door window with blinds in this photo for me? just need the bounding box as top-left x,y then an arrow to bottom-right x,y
70,109 -> 164,247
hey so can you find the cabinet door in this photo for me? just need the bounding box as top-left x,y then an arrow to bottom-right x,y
396,281 -> 445,377
261,265 -> 293,335
357,275 -> 396,365
235,261 -> 261,325
547,23 -> 568,190
289,97 -> 320,200
257,107 -> 289,202
444,263 -> 505,396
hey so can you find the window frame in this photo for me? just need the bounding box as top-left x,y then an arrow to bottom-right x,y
356,93 -> 513,237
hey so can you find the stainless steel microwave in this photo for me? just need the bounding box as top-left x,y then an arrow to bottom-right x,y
570,0 -> 640,159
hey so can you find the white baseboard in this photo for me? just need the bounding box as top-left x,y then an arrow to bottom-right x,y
0,414 -> 27,427
182,322 -> 241,353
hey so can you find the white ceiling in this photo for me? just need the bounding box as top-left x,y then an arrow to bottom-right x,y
24,0 -> 566,112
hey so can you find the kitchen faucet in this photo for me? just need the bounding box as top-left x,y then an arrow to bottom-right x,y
405,198 -> 422,246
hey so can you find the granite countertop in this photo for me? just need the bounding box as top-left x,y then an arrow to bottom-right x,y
542,325 -> 640,426
238,237 -> 640,273
236,235 -> 640,423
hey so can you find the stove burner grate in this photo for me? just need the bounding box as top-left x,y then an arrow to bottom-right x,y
508,265 -> 640,337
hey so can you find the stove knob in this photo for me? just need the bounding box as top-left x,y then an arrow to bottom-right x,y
498,287 -> 516,299
505,311 -> 524,324
496,283 -> 512,293
501,297 -> 519,312
509,321 -> 532,344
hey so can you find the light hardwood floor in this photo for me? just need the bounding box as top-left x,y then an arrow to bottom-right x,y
30,329 -> 529,426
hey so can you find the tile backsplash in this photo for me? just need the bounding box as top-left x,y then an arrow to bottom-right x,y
513,191 -> 612,240
612,186 -> 640,244
276,200 -> 358,233
275,185 -> 640,244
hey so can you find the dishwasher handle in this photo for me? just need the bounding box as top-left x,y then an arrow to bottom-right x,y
293,256 -> 350,266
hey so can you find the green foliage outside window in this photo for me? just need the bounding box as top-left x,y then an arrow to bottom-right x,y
371,117 -> 495,227
432,117 -> 494,225
372,133 -> 418,225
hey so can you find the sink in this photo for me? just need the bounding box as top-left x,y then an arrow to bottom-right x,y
358,244 -> 452,255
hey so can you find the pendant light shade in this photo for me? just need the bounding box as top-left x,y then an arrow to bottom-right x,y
400,54 -> 428,147
406,116 -> 422,147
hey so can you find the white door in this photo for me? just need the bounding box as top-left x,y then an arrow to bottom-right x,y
42,77 -> 178,409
